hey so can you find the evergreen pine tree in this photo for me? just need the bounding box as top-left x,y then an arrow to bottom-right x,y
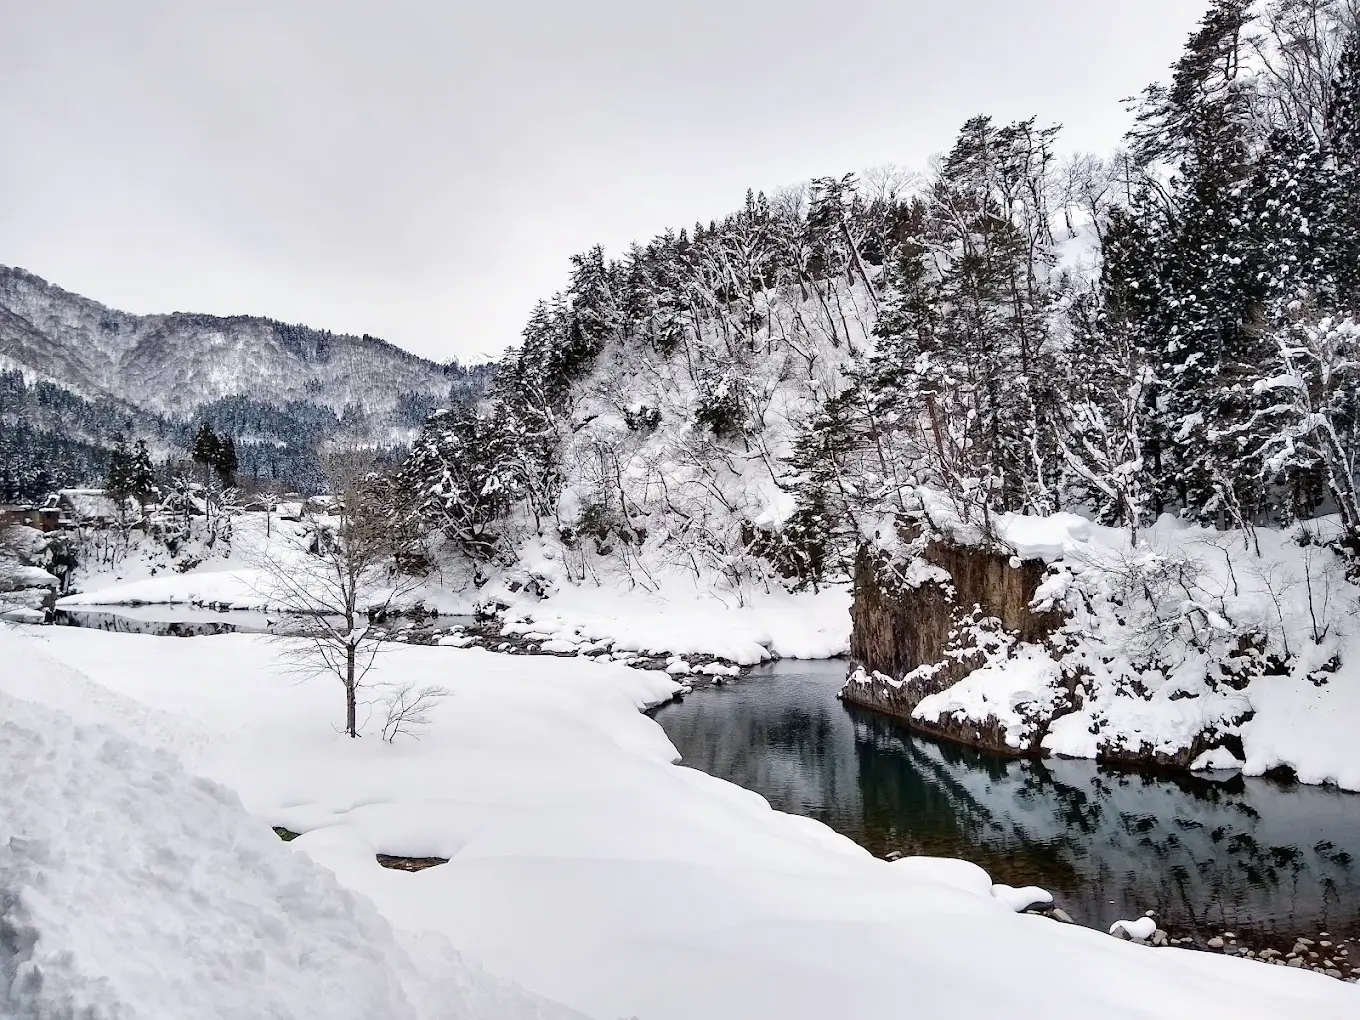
130,440 -> 157,509
105,434 -> 136,509
216,434 -> 239,487
192,423 -> 221,483
396,406 -> 521,561
1122,0 -> 1276,528
781,386 -> 878,585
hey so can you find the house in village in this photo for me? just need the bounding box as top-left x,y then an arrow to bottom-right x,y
44,489 -> 123,529
1,502 -> 65,533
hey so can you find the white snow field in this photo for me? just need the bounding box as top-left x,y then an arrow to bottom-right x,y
0,660 -> 583,1019
3,626 -> 1357,1019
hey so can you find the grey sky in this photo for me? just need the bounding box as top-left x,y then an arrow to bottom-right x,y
3,1 -> 1204,363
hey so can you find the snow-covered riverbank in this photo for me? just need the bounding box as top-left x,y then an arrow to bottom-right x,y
35,507 -> 1360,791
53,517 -> 852,664
3,625 -> 1357,1019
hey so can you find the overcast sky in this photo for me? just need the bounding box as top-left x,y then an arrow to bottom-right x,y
3,1 -> 1205,363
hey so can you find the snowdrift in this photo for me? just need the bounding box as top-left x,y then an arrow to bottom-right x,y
0,657 -> 581,1020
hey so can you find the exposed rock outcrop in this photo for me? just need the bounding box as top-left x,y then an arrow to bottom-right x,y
841,526 -> 1253,768
842,537 -> 1062,756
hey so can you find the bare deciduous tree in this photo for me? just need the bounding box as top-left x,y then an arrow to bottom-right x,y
257,483 -> 282,538
256,448 -> 425,737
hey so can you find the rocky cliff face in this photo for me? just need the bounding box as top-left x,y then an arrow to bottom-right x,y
842,538 -> 1064,755
841,530 -> 1251,770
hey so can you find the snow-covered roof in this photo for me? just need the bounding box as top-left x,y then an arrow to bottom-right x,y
54,488 -> 122,521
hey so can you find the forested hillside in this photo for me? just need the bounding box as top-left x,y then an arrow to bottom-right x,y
400,0 -> 1360,594
0,267 -> 492,498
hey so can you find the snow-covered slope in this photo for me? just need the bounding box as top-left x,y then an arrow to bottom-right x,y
4,626 -> 1358,1019
0,649 -> 583,1020
523,272 -> 878,599
0,264 -> 461,418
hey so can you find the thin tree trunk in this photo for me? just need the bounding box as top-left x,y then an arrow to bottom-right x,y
346,647 -> 357,737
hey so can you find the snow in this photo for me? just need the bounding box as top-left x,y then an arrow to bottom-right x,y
1191,746 -> 1246,772
0,667 -> 581,1020
58,518 -> 852,665
3,625 -> 1357,1020
993,511 -> 1094,561
991,884 -> 1055,912
916,489 -> 1095,560
497,545 -> 852,663
59,567 -> 274,610
0,607 -> 44,623
1241,666 -> 1360,789
912,642 -> 1063,751
54,487 -> 120,522
2,565 -> 58,590
56,514 -> 311,611
1109,918 -> 1158,942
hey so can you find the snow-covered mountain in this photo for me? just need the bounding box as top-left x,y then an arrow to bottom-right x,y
0,265 -> 460,417
0,265 -> 492,499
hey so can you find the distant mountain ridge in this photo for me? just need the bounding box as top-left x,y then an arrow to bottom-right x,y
0,265 -> 491,499
0,265 -> 463,416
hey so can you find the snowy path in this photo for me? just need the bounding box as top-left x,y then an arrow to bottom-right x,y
3,626 -> 1358,1019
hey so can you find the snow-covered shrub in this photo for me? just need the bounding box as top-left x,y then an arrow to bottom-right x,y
693,370 -> 749,440
376,681 -> 451,742
622,404 -> 662,432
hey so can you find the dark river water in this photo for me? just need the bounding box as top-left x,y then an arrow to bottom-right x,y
652,659 -> 1360,943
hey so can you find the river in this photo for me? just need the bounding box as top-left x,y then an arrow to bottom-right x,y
652,658 -> 1360,944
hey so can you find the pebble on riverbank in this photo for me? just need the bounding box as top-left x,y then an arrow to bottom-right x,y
1022,904 -> 1360,983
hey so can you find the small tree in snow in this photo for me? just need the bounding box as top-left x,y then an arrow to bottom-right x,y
377,680 -> 451,742
257,483 -> 282,538
258,448 -> 424,738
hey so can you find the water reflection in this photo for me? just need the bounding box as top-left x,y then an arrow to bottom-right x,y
52,607 -> 268,636
653,659 -> 1360,940
51,608 -> 474,639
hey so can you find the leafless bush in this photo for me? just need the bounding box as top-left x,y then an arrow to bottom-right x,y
377,681 -> 451,742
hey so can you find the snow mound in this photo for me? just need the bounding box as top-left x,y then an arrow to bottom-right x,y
1109,918 -> 1158,941
0,688 -> 580,1020
991,884 -> 1054,912
494,549 -> 852,664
